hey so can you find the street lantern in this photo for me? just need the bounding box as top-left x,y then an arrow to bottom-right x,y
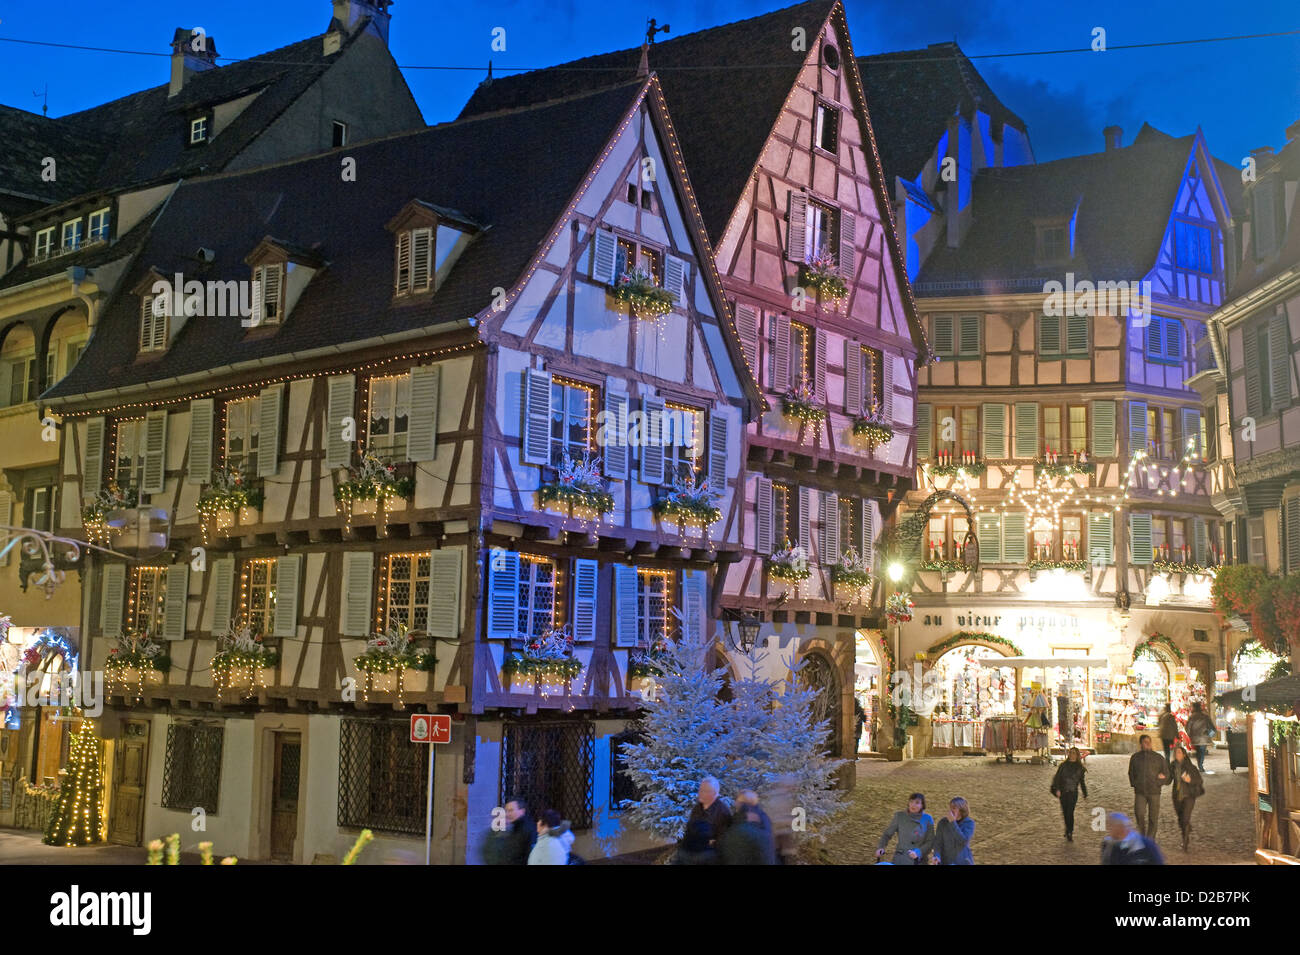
726,611 -> 762,654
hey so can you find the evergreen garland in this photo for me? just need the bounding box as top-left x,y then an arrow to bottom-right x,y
1133,632 -> 1184,665
926,631 -> 1023,658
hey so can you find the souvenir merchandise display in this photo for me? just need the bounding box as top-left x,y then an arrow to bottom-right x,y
930,646 -> 1014,750
1108,679 -> 1139,736
1092,677 -> 1113,745
1023,685 -> 1052,750
1130,658 -> 1170,730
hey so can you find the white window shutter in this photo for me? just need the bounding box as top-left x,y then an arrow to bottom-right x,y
915,404 -> 933,461
1014,402 -> 1039,459
162,563 -> 190,640
1089,513 -> 1114,565
1128,400 -> 1148,456
487,551 -> 519,640
820,492 -> 840,564
814,329 -> 827,401
139,296 -> 154,351
427,550 -> 462,638
272,553 -> 302,638
603,386 -> 629,480
521,368 -> 552,466
142,409 -> 168,494
772,315 -> 792,392
862,499 -> 876,568
664,255 -> 685,303
882,353 -> 894,420
844,341 -> 862,414
639,396 -> 666,484
707,413 -> 728,493
614,564 -> 639,647
798,486 -> 813,557
394,230 -> 411,294
326,375 -> 355,468
591,229 -> 617,285
735,304 -> 759,374
406,365 -> 440,462
838,210 -> 856,279
1002,512 -> 1027,564
210,557 -> 234,636
787,192 -> 807,262
682,569 -> 707,643
257,383 -> 284,478
187,399 -> 214,484
1092,400 -> 1116,457
981,403 -> 1006,460
341,551 -> 374,636
83,416 -> 105,499
411,227 -> 433,292
572,558 -> 598,642
755,476 -> 774,555
1129,513 -> 1154,565
100,563 -> 126,637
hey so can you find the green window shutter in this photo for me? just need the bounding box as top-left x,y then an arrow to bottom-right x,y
1129,513 -> 1153,565
958,315 -> 981,356
1088,513 -> 1114,565
978,514 -> 1003,563
1287,501 -> 1300,573
1128,401 -> 1148,457
1038,314 -> 1062,356
1193,519 -> 1208,566
1066,314 -> 1089,355
1092,400 -> 1116,457
1014,403 -> 1039,459
981,403 -> 1006,460
915,404 -> 933,462
931,316 -> 955,356
1180,408 -> 1201,458
1002,512 -> 1027,563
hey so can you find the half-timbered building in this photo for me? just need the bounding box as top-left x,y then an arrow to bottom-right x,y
461,0 -> 928,764
40,76 -> 758,863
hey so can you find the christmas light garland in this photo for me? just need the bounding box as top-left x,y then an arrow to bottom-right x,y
210,622 -> 278,701
611,266 -> 675,318
351,623 -> 435,705
81,482 -> 138,545
197,466 -> 264,544
105,632 -> 171,704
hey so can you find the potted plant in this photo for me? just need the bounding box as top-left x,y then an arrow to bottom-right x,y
652,470 -> 721,534
851,399 -> 894,449
197,466 -> 265,544
334,449 -> 415,535
626,640 -> 666,696
612,266 -> 674,319
797,245 -> 847,307
105,631 -> 172,704
352,623 -> 436,705
886,705 -> 918,761
502,625 -> 583,696
210,622 -> 279,702
538,454 -> 615,519
766,540 -> 810,583
82,482 -> 138,546
830,546 -> 873,594
780,377 -> 827,427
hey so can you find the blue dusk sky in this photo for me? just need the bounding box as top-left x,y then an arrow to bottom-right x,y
1,0 -> 1296,166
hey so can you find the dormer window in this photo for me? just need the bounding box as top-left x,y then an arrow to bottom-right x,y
1174,220 -> 1213,274
1036,224 -> 1069,264
332,121 -> 348,148
252,264 -> 284,325
34,228 -> 54,260
61,219 -> 84,252
88,208 -> 111,244
190,117 -> 208,144
140,294 -> 168,353
394,227 -> 433,295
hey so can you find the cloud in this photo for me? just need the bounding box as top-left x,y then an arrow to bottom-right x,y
979,64 -> 1131,161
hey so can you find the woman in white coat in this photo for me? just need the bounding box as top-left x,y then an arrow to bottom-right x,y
527,809 -> 574,865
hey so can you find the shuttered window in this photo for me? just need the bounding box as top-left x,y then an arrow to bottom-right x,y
820,492 -> 840,564
931,315 -> 981,359
1002,512 -> 1027,564
326,375 -> 356,468
1092,400 -> 1116,457
368,374 -> 411,458
132,566 -> 168,637
225,395 -> 261,476
707,413 -> 728,494
958,315 -> 981,357
1014,403 -> 1039,459
636,569 -> 674,647
100,563 -> 126,637
614,563 -> 639,647
187,399 -> 214,484
406,364 -> 440,463
755,476 -> 774,555
210,558 -> 234,636
981,403 -> 1006,460
342,552 -> 376,636
162,562 -> 190,641
257,384 -> 283,479
253,264 -> 284,325
503,554 -> 556,642
1088,513 -> 1114,565
1041,315 -> 1089,356
243,558 -> 278,636
382,552 -> 427,633
1269,313 -> 1291,413
1128,401 -> 1148,457
977,514 -> 1002,564
603,385 -> 630,480
140,295 -> 168,353
1285,499 -> 1300,574
552,378 -> 597,470
735,304 -> 759,375
394,228 -> 434,295
142,410 -> 168,494
915,404 -> 932,461
1129,513 -> 1154,565
1146,316 -> 1184,364
571,559 -> 598,642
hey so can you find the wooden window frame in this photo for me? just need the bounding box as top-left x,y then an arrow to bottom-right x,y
131,565 -> 169,638
516,554 -> 559,643
635,569 -> 676,648
549,377 -> 598,469
332,121 -> 348,148
773,483 -> 792,548
33,227 -> 54,260
113,418 -> 147,489
813,100 -> 840,155
189,116 -> 209,144
1174,218 -> 1214,275
223,395 -> 261,475
662,401 -> 703,484
789,322 -> 814,390
804,199 -> 837,264
60,218 -> 83,252
383,552 -> 431,633
614,236 -> 665,287
87,207 -> 111,244
241,558 -> 278,636
367,373 -> 411,458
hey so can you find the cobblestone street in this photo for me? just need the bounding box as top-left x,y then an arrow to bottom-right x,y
828,747 -> 1255,865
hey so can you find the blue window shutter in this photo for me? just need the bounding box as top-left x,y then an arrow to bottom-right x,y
487,551 -> 519,640
614,564 -> 639,647
572,559 -> 598,642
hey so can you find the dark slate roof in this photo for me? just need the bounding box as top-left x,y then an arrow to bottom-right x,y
859,42 -> 1030,189
914,126 -> 1237,291
44,81 -> 648,404
459,0 -> 838,246
0,104 -> 110,204
1230,130 -> 1300,299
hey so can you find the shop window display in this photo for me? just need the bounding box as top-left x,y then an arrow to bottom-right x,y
929,646 -> 1015,749
1130,654 -> 1170,732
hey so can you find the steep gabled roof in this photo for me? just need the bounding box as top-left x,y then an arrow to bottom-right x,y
914,126 -> 1238,292
858,41 -> 1030,189
459,0 -> 838,247
0,104 -> 110,205
1229,131 -> 1300,299
43,81 -> 651,405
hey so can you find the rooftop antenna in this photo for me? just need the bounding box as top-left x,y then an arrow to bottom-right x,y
480,59 -> 493,88
33,83 -> 48,117
645,17 -> 670,45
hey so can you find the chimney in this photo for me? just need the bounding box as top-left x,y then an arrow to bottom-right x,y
170,27 -> 219,97
1103,126 -> 1122,151
326,0 -> 393,50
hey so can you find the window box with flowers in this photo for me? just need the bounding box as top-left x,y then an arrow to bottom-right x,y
334,450 -> 415,535
351,623 -> 436,705
626,642 -> 666,697
197,466 -> 265,544
1027,559 -> 1089,574
502,625 -> 583,696
927,451 -> 986,477
766,541 -> 811,591
105,632 -> 172,704
210,622 -> 279,702
83,483 -> 139,546
612,267 -> 674,319
851,399 -> 893,449
781,377 -> 826,426
1033,450 -> 1094,479
798,246 -> 847,307
919,557 -> 968,574
830,547 -> 873,590
652,471 -> 721,532
538,455 -> 614,519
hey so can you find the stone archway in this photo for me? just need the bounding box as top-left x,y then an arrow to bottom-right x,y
797,649 -> 842,758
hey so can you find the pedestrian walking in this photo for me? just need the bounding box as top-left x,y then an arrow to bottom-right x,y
683,776 -> 731,850
527,809 -> 574,865
1049,746 -> 1088,841
1127,734 -> 1170,839
932,796 -> 974,865
733,789 -> 774,851
875,793 -> 935,865
483,796 -> 534,864
853,697 -> 866,758
1157,704 -> 1179,765
673,820 -> 720,864
1170,745 -> 1205,851
1186,702 -> 1217,774
1100,812 -> 1165,865
718,802 -> 776,865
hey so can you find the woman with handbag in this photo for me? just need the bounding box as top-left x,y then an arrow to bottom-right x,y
1049,747 -> 1088,841
1171,745 -> 1205,851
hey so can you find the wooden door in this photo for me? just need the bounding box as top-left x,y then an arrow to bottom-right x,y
270,733 -> 301,861
109,720 -> 150,846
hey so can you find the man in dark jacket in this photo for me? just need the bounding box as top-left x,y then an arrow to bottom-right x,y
1157,704 -> 1179,765
484,797 -> 535,865
718,806 -> 777,864
684,776 -> 731,849
1101,812 -> 1165,865
1128,735 -> 1170,839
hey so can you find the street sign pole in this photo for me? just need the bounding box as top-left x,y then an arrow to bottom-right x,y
410,713 -> 451,866
425,744 -> 434,866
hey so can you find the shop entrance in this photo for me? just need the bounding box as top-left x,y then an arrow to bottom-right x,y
1130,650 -> 1171,735
853,632 -> 883,754
930,646 -> 1016,752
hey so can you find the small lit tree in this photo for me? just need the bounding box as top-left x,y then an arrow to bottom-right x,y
43,719 -> 105,846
